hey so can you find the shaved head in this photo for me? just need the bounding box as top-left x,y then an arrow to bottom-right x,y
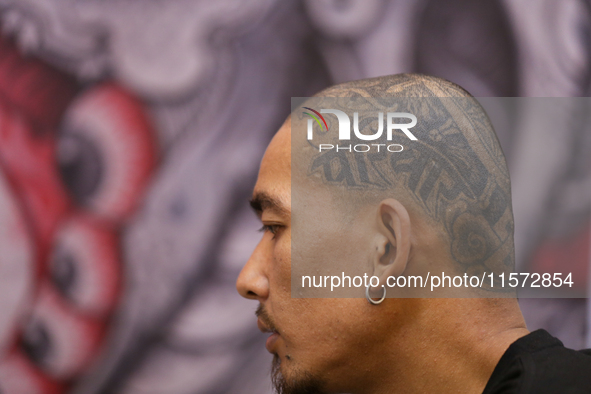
292,73 -> 513,289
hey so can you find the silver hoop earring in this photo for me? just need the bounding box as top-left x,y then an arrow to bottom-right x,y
366,285 -> 386,305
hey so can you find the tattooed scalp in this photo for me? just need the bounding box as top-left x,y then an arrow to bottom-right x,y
295,74 -> 514,289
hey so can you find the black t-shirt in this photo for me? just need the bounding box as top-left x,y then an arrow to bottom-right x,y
482,329 -> 591,394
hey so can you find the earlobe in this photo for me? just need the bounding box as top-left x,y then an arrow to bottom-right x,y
372,199 -> 412,287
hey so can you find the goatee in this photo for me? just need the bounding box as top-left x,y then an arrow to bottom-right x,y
271,354 -> 326,394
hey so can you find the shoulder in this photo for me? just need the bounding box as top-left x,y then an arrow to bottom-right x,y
483,329 -> 591,394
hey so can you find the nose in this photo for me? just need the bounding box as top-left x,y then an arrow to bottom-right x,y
236,237 -> 270,300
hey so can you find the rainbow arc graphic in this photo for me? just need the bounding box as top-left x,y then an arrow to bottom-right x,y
303,107 -> 328,132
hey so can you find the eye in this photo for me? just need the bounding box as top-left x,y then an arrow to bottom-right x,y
18,283 -> 103,379
259,224 -> 280,236
57,83 -> 156,222
49,214 -> 120,316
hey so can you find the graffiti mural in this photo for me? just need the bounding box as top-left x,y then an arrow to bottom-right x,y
0,0 -> 589,393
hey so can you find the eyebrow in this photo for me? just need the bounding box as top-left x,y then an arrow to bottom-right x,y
249,192 -> 290,217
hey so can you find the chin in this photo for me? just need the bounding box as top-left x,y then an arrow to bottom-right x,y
271,354 -> 327,394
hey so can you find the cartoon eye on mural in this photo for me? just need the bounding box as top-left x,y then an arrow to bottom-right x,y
57,84 -> 157,222
0,32 -> 157,393
49,215 -> 121,316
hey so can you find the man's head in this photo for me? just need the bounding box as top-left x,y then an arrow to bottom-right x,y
237,74 -> 524,394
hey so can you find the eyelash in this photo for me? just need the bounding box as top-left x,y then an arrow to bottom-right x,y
259,224 -> 279,238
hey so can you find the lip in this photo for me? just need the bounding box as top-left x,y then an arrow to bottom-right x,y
257,317 -> 270,333
265,332 -> 280,352
257,317 -> 280,353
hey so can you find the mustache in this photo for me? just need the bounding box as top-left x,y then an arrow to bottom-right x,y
256,303 -> 279,333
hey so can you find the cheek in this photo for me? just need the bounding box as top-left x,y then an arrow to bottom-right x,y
269,229 -> 292,291
268,226 -> 371,367
273,298 -> 368,368
292,229 -> 371,299
292,209 -> 373,284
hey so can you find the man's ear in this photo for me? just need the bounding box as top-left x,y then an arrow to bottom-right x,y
372,199 -> 411,288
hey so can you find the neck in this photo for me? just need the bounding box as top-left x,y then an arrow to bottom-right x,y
356,298 -> 529,394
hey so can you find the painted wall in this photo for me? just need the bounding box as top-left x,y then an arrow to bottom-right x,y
0,1 -> 588,393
